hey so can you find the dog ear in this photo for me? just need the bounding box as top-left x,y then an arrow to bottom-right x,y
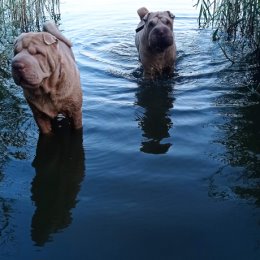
136,10 -> 150,33
142,13 -> 150,22
137,7 -> 149,20
167,11 -> 175,20
43,33 -> 58,45
136,12 -> 151,33
14,33 -> 22,44
13,35 -> 24,55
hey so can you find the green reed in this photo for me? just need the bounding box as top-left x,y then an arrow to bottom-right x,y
195,0 -> 260,63
0,0 -> 60,34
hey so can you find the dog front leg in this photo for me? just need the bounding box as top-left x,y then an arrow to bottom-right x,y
71,109 -> 83,130
27,101 -> 53,134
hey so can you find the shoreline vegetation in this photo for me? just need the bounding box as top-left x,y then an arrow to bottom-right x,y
195,0 -> 260,64
195,0 -> 260,95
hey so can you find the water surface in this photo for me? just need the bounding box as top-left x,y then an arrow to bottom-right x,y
0,0 -> 260,259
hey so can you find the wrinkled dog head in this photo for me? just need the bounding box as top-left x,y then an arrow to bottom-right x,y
11,32 -> 59,89
136,7 -> 175,52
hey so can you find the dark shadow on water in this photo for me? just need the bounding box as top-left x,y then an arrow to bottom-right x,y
30,126 -> 85,246
0,197 -> 14,251
0,81 -> 30,169
0,78 -> 33,253
209,70 -> 260,207
135,78 -> 175,154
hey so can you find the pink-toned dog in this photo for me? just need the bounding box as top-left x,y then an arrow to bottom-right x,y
135,7 -> 176,79
12,21 -> 82,134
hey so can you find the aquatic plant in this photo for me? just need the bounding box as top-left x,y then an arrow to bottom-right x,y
195,0 -> 260,63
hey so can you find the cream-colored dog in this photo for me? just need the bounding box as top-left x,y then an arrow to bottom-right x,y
135,7 -> 176,79
11,21 -> 82,134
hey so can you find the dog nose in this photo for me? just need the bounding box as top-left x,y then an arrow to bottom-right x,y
12,61 -> 25,71
154,27 -> 167,36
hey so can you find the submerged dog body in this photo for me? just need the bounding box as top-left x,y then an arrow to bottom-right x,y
135,7 -> 176,78
11,21 -> 82,134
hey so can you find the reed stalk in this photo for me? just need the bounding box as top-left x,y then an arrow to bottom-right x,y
195,0 -> 260,63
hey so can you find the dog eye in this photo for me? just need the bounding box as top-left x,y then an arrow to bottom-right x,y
166,20 -> 173,28
148,20 -> 156,27
13,45 -> 22,55
162,18 -> 171,26
36,50 -> 44,56
35,48 -> 45,56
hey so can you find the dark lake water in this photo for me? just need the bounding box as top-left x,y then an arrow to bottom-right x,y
0,0 -> 260,259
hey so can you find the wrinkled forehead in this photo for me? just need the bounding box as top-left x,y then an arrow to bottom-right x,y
14,32 -> 45,51
148,11 -> 171,20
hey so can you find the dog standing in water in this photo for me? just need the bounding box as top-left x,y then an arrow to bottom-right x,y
135,7 -> 176,79
11,21 -> 83,134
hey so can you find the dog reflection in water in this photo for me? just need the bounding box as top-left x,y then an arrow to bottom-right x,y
135,81 -> 174,154
30,116 -> 85,246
